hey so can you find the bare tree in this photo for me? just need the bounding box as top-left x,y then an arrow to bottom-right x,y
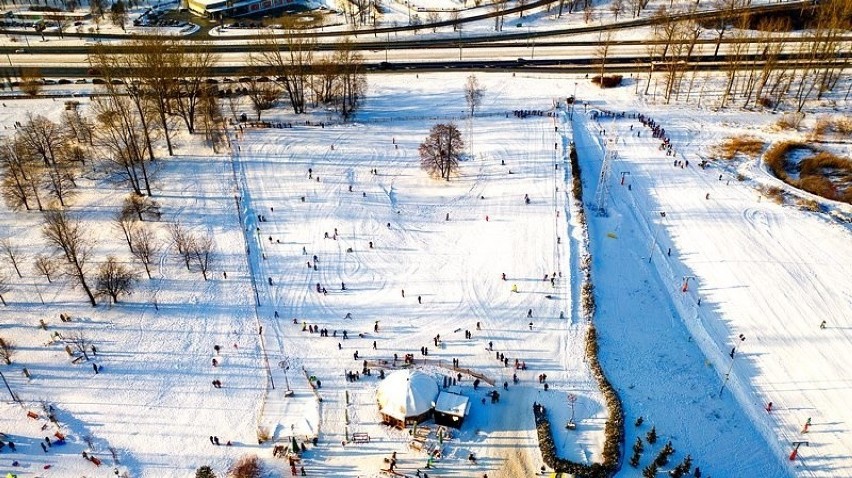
490,0 -> 506,31
109,0 -> 127,31
243,74 -> 282,122
595,31 -> 614,85
168,222 -> 194,270
122,194 -> 161,222
19,115 -> 77,207
610,0 -> 624,20
173,43 -> 219,134
90,96 -> 151,196
426,11 -> 440,32
95,256 -> 138,304
0,274 -> 9,306
1,138 -> 46,211
130,35 -> 180,155
333,39 -> 367,120
198,87 -> 225,151
131,225 -> 160,279
19,68 -> 42,96
251,27 -> 314,115
464,74 -> 485,118
89,43 -> 157,178
0,337 -> 13,363
1,238 -> 23,278
42,210 -> 97,306
191,232 -> 214,281
34,254 -> 60,283
67,329 -> 92,360
114,208 -> 138,253
419,123 -> 464,181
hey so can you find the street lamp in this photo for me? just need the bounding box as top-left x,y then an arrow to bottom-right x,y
279,359 -> 294,397
569,81 -> 578,120
0,370 -> 18,403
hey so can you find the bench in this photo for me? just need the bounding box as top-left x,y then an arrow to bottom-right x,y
351,432 -> 370,443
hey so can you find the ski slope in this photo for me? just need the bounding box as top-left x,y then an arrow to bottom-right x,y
571,97 -> 851,477
0,73 -> 849,477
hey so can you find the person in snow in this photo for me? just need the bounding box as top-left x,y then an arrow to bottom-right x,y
418,296 -> 422,304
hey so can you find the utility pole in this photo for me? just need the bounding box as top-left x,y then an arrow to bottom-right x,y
647,210 -> 666,263
719,334 -> 745,397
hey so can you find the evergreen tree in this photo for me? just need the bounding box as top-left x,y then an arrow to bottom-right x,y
681,454 -> 693,474
642,462 -> 659,478
630,450 -> 641,467
646,426 -> 658,444
633,436 -> 645,454
635,416 -> 644,426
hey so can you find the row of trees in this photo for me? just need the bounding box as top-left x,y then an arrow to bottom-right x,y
0,207 -> 215,307
248,32 -> 367,120
594,0 -> 851,110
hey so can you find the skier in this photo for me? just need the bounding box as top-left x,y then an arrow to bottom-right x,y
705,192 -> 710,200
529,322 -> 533,330
502,273 -> 506,281
418,295 -> 422,304
527,309 -> 533,318
820,320 -> 826,329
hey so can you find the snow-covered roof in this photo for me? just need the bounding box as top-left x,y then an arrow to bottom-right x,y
434,391 -> 469,417
376,370 -> 439,421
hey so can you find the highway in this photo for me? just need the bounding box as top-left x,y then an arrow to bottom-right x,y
0,0 -> 844,77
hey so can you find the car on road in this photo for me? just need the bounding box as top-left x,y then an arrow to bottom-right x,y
14,49 -> 25,53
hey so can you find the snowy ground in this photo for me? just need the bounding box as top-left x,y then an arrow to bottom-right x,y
0,72 -> 850,478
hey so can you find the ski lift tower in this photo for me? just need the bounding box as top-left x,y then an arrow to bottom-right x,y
594,138 -> 616,216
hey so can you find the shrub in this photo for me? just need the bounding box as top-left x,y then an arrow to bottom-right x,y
763,143 -> 850,203
229,455 -> 261,478
256,426 -> 270,444
758,185 -> 785,204
810,116 -> 831,140
196,466 -> 217,478
714,136 -> 764,160
592,75 -> 624,88
796,198 -> 821,212
775,112 -> 804,130
832,116 -> 852,135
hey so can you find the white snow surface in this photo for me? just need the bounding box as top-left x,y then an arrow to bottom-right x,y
0,73 -> 849,478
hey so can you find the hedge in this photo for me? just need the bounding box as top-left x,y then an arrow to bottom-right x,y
530,139 -> 625,477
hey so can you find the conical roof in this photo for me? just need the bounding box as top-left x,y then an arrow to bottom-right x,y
376,370 -> 439,421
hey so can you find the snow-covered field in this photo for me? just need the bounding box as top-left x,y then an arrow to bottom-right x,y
0,73 -> 850,478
